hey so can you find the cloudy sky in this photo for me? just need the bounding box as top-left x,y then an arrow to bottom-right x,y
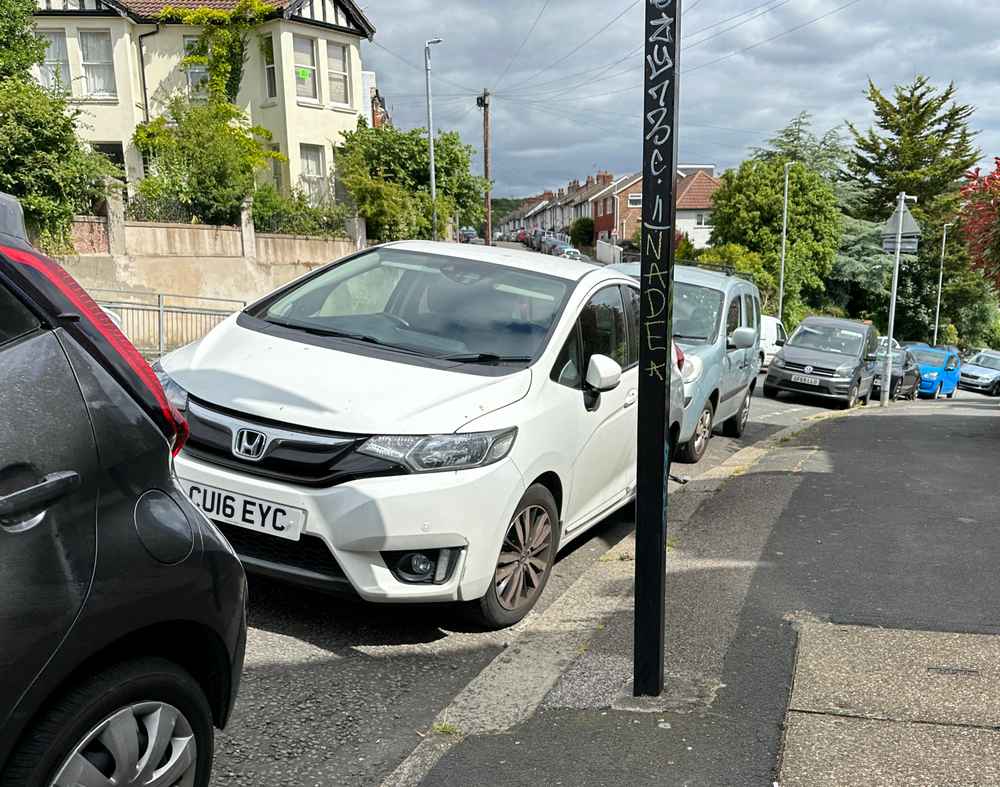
358,0 -> 1000,198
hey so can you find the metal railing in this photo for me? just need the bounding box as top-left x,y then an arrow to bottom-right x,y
92,289 -> 246,359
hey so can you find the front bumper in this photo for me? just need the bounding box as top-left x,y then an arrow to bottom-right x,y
919,377 -> 941,393
959,376 -> 996,392
175,452 -> 526,603
765,366 -> 854,399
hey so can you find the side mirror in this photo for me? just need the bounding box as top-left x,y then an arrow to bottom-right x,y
585,354 -> 622,392
866,353 -> 878,362
775,338 -> 785,347
728,327 -> 756,350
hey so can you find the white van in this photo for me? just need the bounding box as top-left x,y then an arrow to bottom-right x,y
759,315 -> 787,369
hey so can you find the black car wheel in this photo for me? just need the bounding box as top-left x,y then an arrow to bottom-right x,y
722,389 -> 751,438
0,658 -> 214,787
933,382 -> 942,400
762,383 -> 779,399
841,383 -> 858,410
991,381 -> 1000,397
677,400 -> 715,463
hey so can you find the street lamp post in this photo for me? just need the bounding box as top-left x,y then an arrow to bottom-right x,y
424,38 -> 443,240
777,161 -> 792,322
880,192 -> 919,407
933,223 -> 954,346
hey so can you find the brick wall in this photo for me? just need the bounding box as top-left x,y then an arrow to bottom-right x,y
71,216 -> 110,254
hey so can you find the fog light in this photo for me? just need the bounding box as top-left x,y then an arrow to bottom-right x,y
383,547 -> 462,584
408,553 -> 433,577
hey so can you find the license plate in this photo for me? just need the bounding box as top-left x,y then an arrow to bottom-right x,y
791,374 -> 821,386
181,480 -> 306,541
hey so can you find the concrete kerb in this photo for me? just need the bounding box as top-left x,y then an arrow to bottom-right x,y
379,400 -> 904,787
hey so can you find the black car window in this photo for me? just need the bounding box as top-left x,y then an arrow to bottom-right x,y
622,284 -> 640,368
0,282 -> 39,347
580,286 -> 628,368
550,325 -> 583,388
776,322 -> 787,342
725,296 -> 741,338
946,355 -> 959,371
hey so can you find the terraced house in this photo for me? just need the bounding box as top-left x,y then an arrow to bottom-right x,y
32,0 -> 376,199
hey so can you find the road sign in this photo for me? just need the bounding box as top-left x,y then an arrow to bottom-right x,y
882,236 -> 920,254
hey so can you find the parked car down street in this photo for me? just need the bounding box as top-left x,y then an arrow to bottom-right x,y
958,350 -> 1000,395
158,241 -> 684,628
873,348 -> 921,400
764,316 -> 879,408
0,193 -> 247,787
914,346 -> 961,399
759,314 -> 787,369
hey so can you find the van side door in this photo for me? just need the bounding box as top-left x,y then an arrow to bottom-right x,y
719,291 -> 746,421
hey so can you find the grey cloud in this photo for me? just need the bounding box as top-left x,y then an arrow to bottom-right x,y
360,0 -> 1000,197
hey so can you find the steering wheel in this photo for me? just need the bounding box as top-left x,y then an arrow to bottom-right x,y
383,314 -> 411,329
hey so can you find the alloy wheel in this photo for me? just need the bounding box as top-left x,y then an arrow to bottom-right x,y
693,406 -> 713,453
739,393 -> 751,430
494,504 -> 554,612
50,702 -> 196,787
847,385 -> 857,408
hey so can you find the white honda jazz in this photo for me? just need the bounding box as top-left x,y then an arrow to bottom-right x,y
157,241 -> 683,627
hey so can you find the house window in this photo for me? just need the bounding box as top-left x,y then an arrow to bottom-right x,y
270,144 -> 282,191
627,193 -> 642,209
80,30 -> 116,98
300,143 -> 326,202
596,200 -> 603,217
39,31 -> 70,92
606,197 -> 613,214
262,35 -> 277,99
183,36 -> 209,99
696,212 -> 712,227
327,42 -> 350,105
293,36 -> 318,100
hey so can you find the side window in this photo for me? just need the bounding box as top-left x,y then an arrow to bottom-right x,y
742,293 -> 756,329
580,286 -> 628,369
550,326 -> 583,388
725,295 -> 741,338
946,354 -> 959,371
623,285 -> 640,368
777,323 -> 787,343
0,283 -> 39,346
754,296 -> 761,330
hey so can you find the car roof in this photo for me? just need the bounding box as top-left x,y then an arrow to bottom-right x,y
385,239 -> 603,282
607,262 -> 757,290
800,316 -> 871,330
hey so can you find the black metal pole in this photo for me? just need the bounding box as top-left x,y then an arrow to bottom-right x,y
633,0 -> 681,698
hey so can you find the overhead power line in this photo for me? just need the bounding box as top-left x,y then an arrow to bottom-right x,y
493,0 -> 553,91
685,0 -> 795,51
368,40 -> 478,94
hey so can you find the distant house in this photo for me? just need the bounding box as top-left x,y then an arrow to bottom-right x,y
32,0 -> 376,201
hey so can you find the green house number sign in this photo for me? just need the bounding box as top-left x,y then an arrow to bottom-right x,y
296,67 -> 311,80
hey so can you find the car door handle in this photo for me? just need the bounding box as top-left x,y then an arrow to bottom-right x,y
624,390 -> 637,408
0,471 -> 81,520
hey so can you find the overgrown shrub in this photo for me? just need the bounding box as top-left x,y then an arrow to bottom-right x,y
252,183 -> 350,237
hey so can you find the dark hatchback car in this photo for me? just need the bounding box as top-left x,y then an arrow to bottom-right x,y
0,195 -> 246,787
873,349 -> 921,400
763,316 -> 879,408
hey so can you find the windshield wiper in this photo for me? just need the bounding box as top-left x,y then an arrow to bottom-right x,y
442,353 -> 534,365
262,317 -> 426,355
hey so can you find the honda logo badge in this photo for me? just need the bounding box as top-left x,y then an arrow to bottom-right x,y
233,429 -> 268,461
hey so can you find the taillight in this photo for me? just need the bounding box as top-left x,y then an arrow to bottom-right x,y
0,243 -> 187,455
674,343 -> 685,371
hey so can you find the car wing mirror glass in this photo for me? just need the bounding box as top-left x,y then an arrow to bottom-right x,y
585,354 -> 622,392
728,327 -> 756,350
775,338 -> 785,346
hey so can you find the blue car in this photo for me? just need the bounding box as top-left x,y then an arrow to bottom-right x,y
912,347 -> 961,398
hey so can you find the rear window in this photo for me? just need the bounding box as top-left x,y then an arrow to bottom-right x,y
0,282 -> 39,346
912,349 -> 946,365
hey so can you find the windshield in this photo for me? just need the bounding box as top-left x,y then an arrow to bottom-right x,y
673,282 -> 725,344
877,349 -> 906,365
786,323 -> 865,356
250,249 -> 570,361
912,349 -> 946,365
970,354 -> 1000,371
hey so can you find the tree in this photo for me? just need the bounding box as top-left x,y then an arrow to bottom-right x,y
753,111 -> 848,182
846,75 -> 987,343
0,0 -> 46,81
699,243 -> 779,315
675,232 -> 698,262
133,98 -> 278,225
160,0 -> 275,103
960,157 -> 1000,287
0,79 -> 116,248
570,217 -> 594,247
339,120 -> 486,241
710,158 -> 840,320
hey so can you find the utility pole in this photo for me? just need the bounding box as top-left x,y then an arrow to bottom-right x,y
478,89 -> 492,245
880,192 -> 919,407
634,0 -> 681,698
777,161 -> 792,322
933,223 -> 953,346
424,38 -> 443,240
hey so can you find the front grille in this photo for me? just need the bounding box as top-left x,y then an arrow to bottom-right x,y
215,522 -> 347,580
784,361 -> 837,377
184,399 -> 406,487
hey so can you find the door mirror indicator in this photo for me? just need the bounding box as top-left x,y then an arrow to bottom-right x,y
585,354 -> 622,392
728,327 -> 756,350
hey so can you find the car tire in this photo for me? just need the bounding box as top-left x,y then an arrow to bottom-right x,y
677,400 -> 715,464
0,657 -> 214,787
722,389 -> 751,438
762,384 -> 779,399
991,381 -> 1000,397
934,382 -> 942,400
841,383 -> 858,410
475,484 -> 560,629
947,386 -> 957,399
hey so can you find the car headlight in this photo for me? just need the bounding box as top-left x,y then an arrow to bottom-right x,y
924,371 -> 938,380
358,428 -> 517,472
835,364 -> 854,377
680,353 -> 704,384
771,353 -> 786,369
152,361 -> 190,413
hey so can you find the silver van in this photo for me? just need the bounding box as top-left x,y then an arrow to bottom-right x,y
609,263 -> 762,463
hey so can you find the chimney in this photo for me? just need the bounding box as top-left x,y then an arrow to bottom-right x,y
598,170 -> 614,185
558,188 -> 565,198
542,190 -> 554,199
586,174 -> 595,186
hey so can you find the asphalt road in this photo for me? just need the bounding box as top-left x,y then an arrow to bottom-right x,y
209,381 -> 824,787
